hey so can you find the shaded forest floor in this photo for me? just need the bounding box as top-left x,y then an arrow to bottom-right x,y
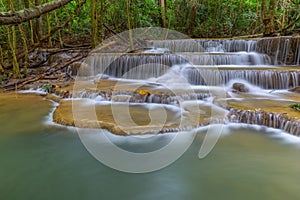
0,35 -> 92,94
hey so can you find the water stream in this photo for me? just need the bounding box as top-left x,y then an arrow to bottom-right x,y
1,94 -> 300,200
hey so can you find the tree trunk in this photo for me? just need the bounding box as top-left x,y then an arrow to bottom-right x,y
23,0 -> 35,45
0,47 -> 4,73
253,2 -> 260,34
35,0 -> 43,41
188,0 -> 197,37
0,0 -> 73,25
91,0 -> 98,48
159,0 -> 167,28
7,0 -> 20,76
99,0 -> 104,43
126,0 -> 134,50
45,0 -> 53,47
7,26 -> 20,76
54,10 -> 63,48
269,0 -> 277,33
18,24 -> 28,74
262,0 -> 277,36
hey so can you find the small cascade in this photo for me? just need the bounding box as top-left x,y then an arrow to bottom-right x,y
228,108 -> 300,136
74,89 -> 211,104
257,36 -> 300,65
182,52 -> 271,65
83,53 -> 188,77
152,39 -> 258,52
151,40 -> 205,52
183,68 -> 300,89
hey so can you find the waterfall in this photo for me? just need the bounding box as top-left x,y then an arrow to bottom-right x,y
79,37 -> 300,85
256,36 -> 300,65
57,36 -> 300,136
228,108 -> 300,136
151,36 -> 300,65
183,68 -> 300,89
182,52 -> 270,65
152,39 -> 259,52
81,53 -> 188,77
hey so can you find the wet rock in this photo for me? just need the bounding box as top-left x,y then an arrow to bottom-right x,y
53,99 -> 187,135
67,62 -> 91,76
232,82 -> 249,93
66,62 -> 82,76
128,48 -> 156,53
289,86 -> 300,93
45,94 -> 62,103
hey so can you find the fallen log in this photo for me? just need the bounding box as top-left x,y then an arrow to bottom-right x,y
0,0 -> 74,25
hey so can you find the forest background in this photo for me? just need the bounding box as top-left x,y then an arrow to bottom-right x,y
0,0 -> 299,78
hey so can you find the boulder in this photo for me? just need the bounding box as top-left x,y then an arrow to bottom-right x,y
232,82 -> 249,93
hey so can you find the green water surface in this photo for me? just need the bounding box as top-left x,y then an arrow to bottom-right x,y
0,94 -> 300,200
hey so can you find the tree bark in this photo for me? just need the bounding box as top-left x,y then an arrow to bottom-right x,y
0,0 -> 73,25
18,23 -> 28,74
159,0 -> 167,28
0,47 -> 4,73
23,0 -> 35,45
35,0 -> 43,41
91,0 -> 98,48
188,0 -> 197,37
126,0 -> 134,50
7,0 -> 20,76
261,0 -> 277,36
99,0 -> 104,43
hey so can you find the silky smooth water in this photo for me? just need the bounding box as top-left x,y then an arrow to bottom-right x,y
1,94 -> 300,200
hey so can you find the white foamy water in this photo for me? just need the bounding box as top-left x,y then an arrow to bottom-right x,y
18,88 -> 47,95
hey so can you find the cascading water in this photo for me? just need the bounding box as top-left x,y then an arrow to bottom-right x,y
67,36 -> 300,136
81,37 -> 300,89
256,36 -> 300,65
151,39 -> 259,52
228,108 -> 300,136
151,37 -> 300,65
183,68 -> 300,89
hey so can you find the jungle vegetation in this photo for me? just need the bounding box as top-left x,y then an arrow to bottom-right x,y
0,0 -> 299,77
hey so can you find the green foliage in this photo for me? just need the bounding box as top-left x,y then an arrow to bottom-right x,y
289,103 -> 300,111
131,0 -> 161,27
0,0 -> 299,73
39,84 -> 55,93
0,0 -> 299,41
